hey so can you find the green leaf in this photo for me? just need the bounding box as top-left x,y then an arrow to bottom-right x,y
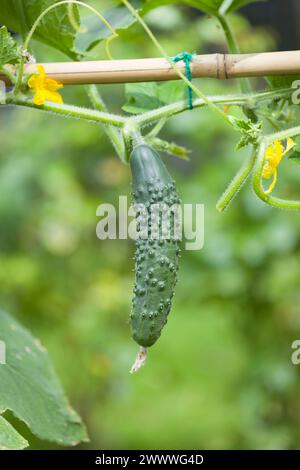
76,5 -> 137,53
0,0 -> 80,59
231,117 -> 262,150
266,75 -> 300,89
139,0 -> 179,13
223,0 -> 263,13
288,141 -> 300,165
158,80 -> 185,104
288,152 -> 300,166
139,0 -> 262,15
184,0 -> 262,15
122,81 -> 185,114
0,26 -> 20,67
0,309 -> 88,447
0,415 -> 28,450
123,82 -> 161,114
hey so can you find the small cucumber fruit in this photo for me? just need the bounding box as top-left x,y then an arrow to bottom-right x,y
129,145 -> 180,369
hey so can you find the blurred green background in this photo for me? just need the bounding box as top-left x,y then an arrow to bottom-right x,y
1,1 -> 300,450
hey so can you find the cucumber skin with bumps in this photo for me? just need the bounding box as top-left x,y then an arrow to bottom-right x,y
130,145 -> 180,348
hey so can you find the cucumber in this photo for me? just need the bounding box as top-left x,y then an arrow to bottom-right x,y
129,145 -> 180,369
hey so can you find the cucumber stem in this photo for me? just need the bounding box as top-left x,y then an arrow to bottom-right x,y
130,347 -> 148,373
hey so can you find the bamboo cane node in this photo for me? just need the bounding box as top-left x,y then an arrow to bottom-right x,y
216,53 -> 227,79
224,54 -> 229,79
1,51 -> 300,85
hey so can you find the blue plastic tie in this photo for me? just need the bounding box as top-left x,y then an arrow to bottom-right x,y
172,52 -> 194,110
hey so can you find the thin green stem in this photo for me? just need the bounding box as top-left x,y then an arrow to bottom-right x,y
252,140 -> 300,210
264,125 -> 300,145
216,148 -> 256,212
273,98 -> 286,120
121,0 -> 233,127
146,136 -> 190,161
217,13 -> 251,94
217,14 -> 239,54
6,95 -> 125,127
87,85 -> 125,161
133,88 -> 292,127
219,0 -> 235,16
147,118 -> 168,137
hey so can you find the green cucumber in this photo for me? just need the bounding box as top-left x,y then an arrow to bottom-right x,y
129,144 -> 180,370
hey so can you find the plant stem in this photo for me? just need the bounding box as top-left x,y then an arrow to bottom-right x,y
216,148 -> 256,211
133,88 -> 292,127
264,125 -> 300,144
6,95 -> 125,127
122,120 -> 141,161
252,140 -> 300,210
121,0 -> 233,127
147,118 -> 168,137
146,136 -> 190,161
87,85 -> 125,161
217,13 -> 252,95
273,98 -> 286,120
5,86 -> 289,134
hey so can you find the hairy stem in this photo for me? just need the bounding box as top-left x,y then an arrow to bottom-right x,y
264,125 -> 300,144
133,88 -> 292,127
216,148 -> 256,212
6,95 -> 125,127
252,140 -> 300,210
121,0 -> 233,127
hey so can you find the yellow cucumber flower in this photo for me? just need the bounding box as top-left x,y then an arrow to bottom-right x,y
28,65 -> 63,106
262,138 -> 296,194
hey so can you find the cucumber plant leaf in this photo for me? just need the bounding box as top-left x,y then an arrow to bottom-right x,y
0,309 -> 88,447
0,415 -> 28,450
288,152 -> 300,166
75,4 -> 137,54
0,0 -> 80,59
123,82 -> 162,114
232,117 -> 262,149
288,140 -> 300,165
123,81 -> 184,114
139,0 -> 263,15
184,0 -> 263,15
0,26 -> 20,67
266,75 -> 300,89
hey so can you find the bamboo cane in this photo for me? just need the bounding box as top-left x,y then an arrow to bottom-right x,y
1,51 -> 300,85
